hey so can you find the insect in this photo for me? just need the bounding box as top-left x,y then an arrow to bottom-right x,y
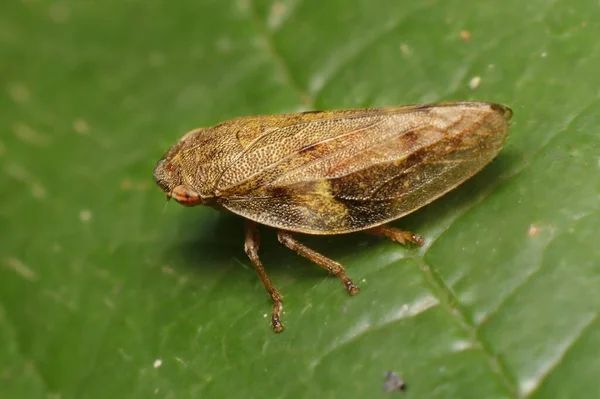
153,102 -> 512,332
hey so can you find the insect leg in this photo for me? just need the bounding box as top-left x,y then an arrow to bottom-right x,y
277,230 -> 360,296
366,225 -> 425,246
244,221 -> 284,333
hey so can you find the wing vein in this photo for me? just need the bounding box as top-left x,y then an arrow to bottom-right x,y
218,117 -> 388,190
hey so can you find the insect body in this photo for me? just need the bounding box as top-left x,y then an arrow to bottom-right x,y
154,102 -> 512,332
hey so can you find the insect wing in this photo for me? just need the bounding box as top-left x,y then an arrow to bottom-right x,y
216,102 -> 511,234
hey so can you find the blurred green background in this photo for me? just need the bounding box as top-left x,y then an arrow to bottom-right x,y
1,0 -> 599,398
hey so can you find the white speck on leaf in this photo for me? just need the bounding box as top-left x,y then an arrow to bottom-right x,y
451,339 -> 474,352
400,43 -> 411,55
528,224 -> 542,237
382,295 -> 439,324
3,257 -> 38,281
267,2 -> 287,30
468,76 -> 481,90
73,119 -> 90,134
79,209 -> 92,222
541,51 -> 548,58
153,359 -> 163,368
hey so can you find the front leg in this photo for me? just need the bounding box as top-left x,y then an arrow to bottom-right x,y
244,221 -> 284,333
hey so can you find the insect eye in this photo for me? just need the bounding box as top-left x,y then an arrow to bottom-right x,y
167,163 -> 174,171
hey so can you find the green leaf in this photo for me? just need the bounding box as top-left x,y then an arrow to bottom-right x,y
1,0 -> 599,398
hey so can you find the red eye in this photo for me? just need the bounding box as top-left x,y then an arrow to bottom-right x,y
167,163 -> 174,171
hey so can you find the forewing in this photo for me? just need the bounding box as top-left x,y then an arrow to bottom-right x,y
217,103 -> 511,234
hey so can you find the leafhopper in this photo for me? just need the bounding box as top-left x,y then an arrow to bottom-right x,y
154,102 -> 512,332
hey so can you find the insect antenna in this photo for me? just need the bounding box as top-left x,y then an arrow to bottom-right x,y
162,189 -> 174,212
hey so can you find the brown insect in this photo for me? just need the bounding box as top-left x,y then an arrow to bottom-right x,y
153,102 -> 512,332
